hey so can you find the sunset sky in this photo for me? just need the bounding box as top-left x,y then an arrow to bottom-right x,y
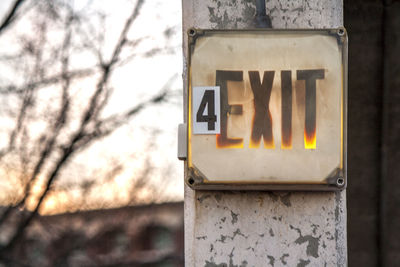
0,0 -> 184,214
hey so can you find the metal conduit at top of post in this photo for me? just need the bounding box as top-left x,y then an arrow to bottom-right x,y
182,0 -> 347,266
255,0 -> 272,28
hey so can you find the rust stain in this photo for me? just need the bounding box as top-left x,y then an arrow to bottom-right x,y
256,196 -> 264,207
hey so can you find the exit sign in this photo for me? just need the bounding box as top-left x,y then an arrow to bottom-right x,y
186,29 -> 347,191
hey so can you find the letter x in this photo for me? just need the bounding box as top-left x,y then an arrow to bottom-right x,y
249,71 -> 275,148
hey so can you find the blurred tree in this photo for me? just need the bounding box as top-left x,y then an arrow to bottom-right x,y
0,0 -> 180,261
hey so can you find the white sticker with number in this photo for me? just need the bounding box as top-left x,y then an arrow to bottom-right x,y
192,86 -> 220,134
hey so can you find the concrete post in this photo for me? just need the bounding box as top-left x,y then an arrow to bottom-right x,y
182,1 -> 347,266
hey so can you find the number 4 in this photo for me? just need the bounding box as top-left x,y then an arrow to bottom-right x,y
196,90 -> 217,130
192,86 -> 220,135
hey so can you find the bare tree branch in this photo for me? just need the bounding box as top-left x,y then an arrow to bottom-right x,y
0,68 -> 95,95
0,5 -> 73,231
0,0 -> 26,34
0,0 -> 155,254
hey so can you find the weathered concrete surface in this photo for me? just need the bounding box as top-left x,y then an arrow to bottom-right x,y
265,0 -> 343,28
182,0 -> 347,266
188,191 -> 346,266
183,0 -> 343,30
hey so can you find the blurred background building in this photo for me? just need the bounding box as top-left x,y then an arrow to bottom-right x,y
1,202 -> 183,266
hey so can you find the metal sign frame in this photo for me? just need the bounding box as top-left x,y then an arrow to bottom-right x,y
185,28 -> 348,191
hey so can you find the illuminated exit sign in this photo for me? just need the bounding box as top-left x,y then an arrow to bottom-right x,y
186,29 -> 347,191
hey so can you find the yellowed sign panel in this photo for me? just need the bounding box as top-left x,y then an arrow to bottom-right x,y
187,29 -> 347,190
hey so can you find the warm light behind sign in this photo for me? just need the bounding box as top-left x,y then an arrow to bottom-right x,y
186,29 -> 347,191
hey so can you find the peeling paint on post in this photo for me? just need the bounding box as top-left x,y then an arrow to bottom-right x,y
182,0 -> 347,266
